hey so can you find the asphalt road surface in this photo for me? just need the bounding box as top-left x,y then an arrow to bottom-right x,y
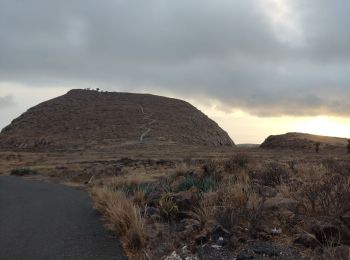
0,176 -> 127,260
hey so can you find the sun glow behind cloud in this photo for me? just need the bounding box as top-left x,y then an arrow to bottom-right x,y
294,116 -> 350,138
189,98 -> 350,143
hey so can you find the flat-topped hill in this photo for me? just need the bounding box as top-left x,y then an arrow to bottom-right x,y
260,132 -> 348,150
0,89 -> 234,151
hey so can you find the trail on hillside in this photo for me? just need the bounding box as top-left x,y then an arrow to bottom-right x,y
139,105 -> 157,143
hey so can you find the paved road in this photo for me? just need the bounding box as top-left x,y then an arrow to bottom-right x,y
0,176 -> 127,260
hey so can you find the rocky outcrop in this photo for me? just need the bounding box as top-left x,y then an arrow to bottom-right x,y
0,89 -> 234,151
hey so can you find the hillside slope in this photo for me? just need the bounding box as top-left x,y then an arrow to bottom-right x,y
260,132 -> 347,150
0,89 -> 234,151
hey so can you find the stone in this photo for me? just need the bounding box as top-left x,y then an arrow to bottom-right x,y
211,224 -> 232,241
341,210 -> 350,229
195,231 -> 209,245
264,196 -> 300,213
237,253 -> 254,260
278,209 -> 295,220
259,185 -> 278,198
178,211 -> 201,220
311,219 -> 350,245
323,245 -> 350,260
215,237 -> 225,246
271,227 -> 282,235
180,218 -> 201,232
174,190 -> 198,211
147,190 -> 163,206
163,251 -> 182,260
145,206 -> 160,217
294,233 -> 319,249
251,242 -> 280,257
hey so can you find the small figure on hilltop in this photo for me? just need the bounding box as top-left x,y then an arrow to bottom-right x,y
347,139 -> 350,154
315,142 -> 320,153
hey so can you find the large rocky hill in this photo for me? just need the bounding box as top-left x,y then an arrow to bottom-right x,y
260,132 -> 347,150
0,89 -> 234,151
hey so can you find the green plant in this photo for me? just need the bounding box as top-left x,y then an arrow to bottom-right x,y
159,176 -> 174,193
177,174 -> 221,193
120,182 -> 153,198
158,193 -> 179,220
10,168 -> 37,176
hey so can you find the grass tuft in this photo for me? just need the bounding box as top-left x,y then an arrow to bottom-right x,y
90,187 -> 146,255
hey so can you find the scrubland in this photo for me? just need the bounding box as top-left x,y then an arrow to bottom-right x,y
88,152 -> 350,259
2,146 -> 350,259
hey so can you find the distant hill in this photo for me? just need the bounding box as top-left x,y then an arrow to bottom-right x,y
0,89 -> 234,151
236,144 -> 259,148
260,132 -> 348,150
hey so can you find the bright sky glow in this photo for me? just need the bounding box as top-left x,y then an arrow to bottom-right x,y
294,116 -> 350,139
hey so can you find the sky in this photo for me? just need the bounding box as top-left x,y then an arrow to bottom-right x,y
1,0 -> 350,143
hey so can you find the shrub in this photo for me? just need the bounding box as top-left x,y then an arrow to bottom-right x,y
287,160 -> 297,173
347,139 -> 350,154
90,187 -> 146,253
177,174 -> 221,193
10,168 -> 37,176
315,142 -> 320,153
198,179 -> 264,234
158,193 -> 179,221
120,182 -> 153,198
159,176 -> 175,193
257,163 -> 290,187
322,158 -> 346,175
224,153 -> 250,173
202,159 -> 221,176
217,183 -> 264,232
300,173 -> 350,215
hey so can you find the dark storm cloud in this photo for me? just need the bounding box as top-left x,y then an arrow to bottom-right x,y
0,0 -> 350,116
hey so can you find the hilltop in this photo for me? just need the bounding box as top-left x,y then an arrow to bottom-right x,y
260,132 -> 348,150
0,89 -> 234,151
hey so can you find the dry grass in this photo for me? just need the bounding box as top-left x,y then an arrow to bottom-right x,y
90,186 -> 147,258
198,170 -> 264,233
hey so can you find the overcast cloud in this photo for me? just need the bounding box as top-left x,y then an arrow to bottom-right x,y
0,95 -> 14,108
0,0 -> 349,117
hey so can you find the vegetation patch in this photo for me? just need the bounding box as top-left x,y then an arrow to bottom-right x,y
88,156 -> 350,259
90,187 -> 147,258
10,168 -> 37,176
